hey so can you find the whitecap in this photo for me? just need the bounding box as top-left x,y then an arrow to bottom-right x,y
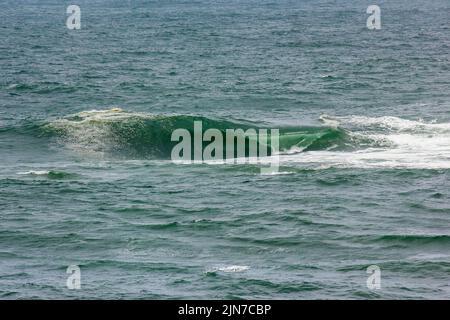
17,170 -> 50,176
208,265 -> 250,273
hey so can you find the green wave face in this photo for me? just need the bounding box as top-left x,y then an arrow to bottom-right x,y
278,128 -> 349,152
34,109 -> 362,159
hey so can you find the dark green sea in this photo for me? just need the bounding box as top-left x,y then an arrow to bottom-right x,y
1,0 -> 449,299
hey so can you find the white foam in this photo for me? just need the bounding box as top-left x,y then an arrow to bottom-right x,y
17,170 -> 50,175
271,115 -> 450,170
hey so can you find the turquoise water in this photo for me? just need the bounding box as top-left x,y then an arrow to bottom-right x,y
1,0 -> 449,299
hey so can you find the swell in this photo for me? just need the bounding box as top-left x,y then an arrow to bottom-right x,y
345,234 -> 450,247
375,234 -> 450,245
1,109 -> 366,159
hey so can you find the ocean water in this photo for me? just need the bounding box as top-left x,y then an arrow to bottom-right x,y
0,0 -> 449,299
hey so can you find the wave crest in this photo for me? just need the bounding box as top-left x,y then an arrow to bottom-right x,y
41,109 -> 361,159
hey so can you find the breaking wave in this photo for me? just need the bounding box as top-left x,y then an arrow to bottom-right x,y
2,109 -> 449,169
36,108 -> 370,158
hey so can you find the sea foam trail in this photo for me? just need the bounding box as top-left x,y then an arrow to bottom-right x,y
321,115 -> 450,132
277,115 -> 450,169
17,170 -> 50,176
